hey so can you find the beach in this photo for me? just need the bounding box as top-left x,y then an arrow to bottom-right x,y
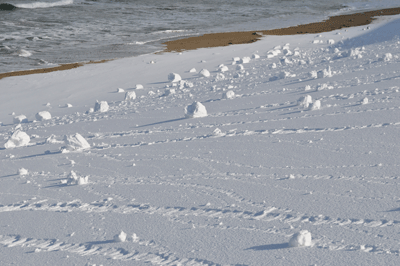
1,5 -> 400,265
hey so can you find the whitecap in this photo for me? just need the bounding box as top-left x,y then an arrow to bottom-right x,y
15,0 -> 74,9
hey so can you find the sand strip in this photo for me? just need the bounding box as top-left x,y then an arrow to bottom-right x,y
1,7 -> 400,80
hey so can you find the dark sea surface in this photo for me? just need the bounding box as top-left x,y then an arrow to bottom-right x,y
0,0 -> 398,73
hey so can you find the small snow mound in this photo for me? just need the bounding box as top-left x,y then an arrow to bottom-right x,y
305,85 -> 312,91
282,49 -> 292,55
361,97 -> 369,105
35,111 -> 51,121
135,84 -> 144,90
13,115 -> 28,124
298,95 -> 312,108
65,103 -> 73,108
94,101 -> 109,112
168,73 -> 182,82
18,168 -> 28,176
269,63 -> 277,69
239,57 -> 251,64
232,57 -> 240,63
280,57 -> 292,66
63,133 -> 90,152
131,233 -> 139,242
117,88 -> 125,93
185,102 -> 207,118
125,91 -> 136,101
46,134 -> 63,144
213,128 -> 224,136
66,171 -> 88,185
327,39 -> 335,44
189,68 -> 197,73
309,100 -> 321,110
199,69 -> 210,78
252,54 -> 260,59
4,130 -> 30,149
114,231 -> 127,242
222,90 -> 235,99
288,230 -> 312,247
308,70 -> 318,79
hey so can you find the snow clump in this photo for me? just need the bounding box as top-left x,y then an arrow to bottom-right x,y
222,90 -> 235,99
168,73 -> 181,82
317,66 -> 332,78
35,111 -> 51,121
309,100 -> 321,110
63,133 -> 90,152
379,53 -> 393,62
164,88 -> 175,96
94,101 -> 109,112
65,170 -> 89,185
288,230 -> 312,247
252,54 -> 260,59
361,97 -> 369,105
214,73 -> 225,81
4,130 -> 30,149
13,115 -> 28,124
189,68 -> 197,73
117,88 -> 125,93
239,57 -> 251,64
236,64 -> 244,70
18,168 -> 28,176
185,102 -> 207,118
199,69 -> 210,78
218,65 -> 229,72
135,84 -> 144,90
297,95 -> 312,108
114,231 -> 127,242
125,91 -> 136,101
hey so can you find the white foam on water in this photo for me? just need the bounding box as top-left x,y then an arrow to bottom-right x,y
15,0 -> 74,9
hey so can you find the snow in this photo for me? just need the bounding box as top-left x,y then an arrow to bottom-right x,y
35,111 -> 51,121
13,115 -> 28,124
2,14 -> 400,265
94,101 -> 109,112
199,69 -> 211,77
168,72 -> 181,82
124,91 -> 136,101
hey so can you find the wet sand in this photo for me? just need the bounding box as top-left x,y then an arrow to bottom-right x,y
1,7 -> 400,80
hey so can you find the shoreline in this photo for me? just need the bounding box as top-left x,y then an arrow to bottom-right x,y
1,6 -> 400,81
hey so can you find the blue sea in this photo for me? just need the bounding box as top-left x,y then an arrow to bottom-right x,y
0,0 -> 399,74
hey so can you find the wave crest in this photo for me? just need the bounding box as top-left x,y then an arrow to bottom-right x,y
15,0 -> 74,9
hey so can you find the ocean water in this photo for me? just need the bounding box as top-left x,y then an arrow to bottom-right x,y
0,0 -> 399,74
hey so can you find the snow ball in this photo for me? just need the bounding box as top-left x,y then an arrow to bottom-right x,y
279,71 -> 291,79
131,233 -> 139,242
317,66 -> 332,78
240,57 -> 251,64
213,128 -> 223,136
199,69 -> 210,78
63,133 -> 90,152
168,73 -> 182,82
189,68 -> 197,73
312,40 -> 320,44
94,101 -> 109,112
379,53 -> 393,62
214,73 -> 225,81
125,91 -> 136,101
236,64 -> 244,70
361,97 -> 369,105
65,103 -> 73,108
18,168 -> 28,176
222,90 -> 235,99
288,230 -> 312,247
4,130 -> 30,149
269,63 -> 277,69
164,88 -> 175,96
35,111 -> 51,121
252,54 -> 260,59
87,108 -> 94,114
309,100 -> 321,110
114,231 -> 127,242
298,95 -> 312,108
305,85 -> 312,91
13,115 -> 28,124
234,73 -> 243,78
117,88 -> 125,93
219,65 -> 229,72
185,102 -> 207,118
274,45 -> 281,50
135,84 -> 144,90
327,39 -> 335,44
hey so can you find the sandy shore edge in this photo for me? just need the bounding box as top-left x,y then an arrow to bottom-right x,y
1,7 -> 400,81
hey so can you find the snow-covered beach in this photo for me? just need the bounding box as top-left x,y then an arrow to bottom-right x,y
1,9 -> 400,265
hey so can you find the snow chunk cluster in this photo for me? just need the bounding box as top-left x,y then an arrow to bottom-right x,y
4,130 -> 30,149
35,111 -> 51,121
64,170 -> 89,185
222,90 -> 235,99
199,69 -> 210,78
114,231 -> 127,242
288,230 -> 312,247
185,102 -> 207,118
125,91 -> 136,101
298,95 -> 312,108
